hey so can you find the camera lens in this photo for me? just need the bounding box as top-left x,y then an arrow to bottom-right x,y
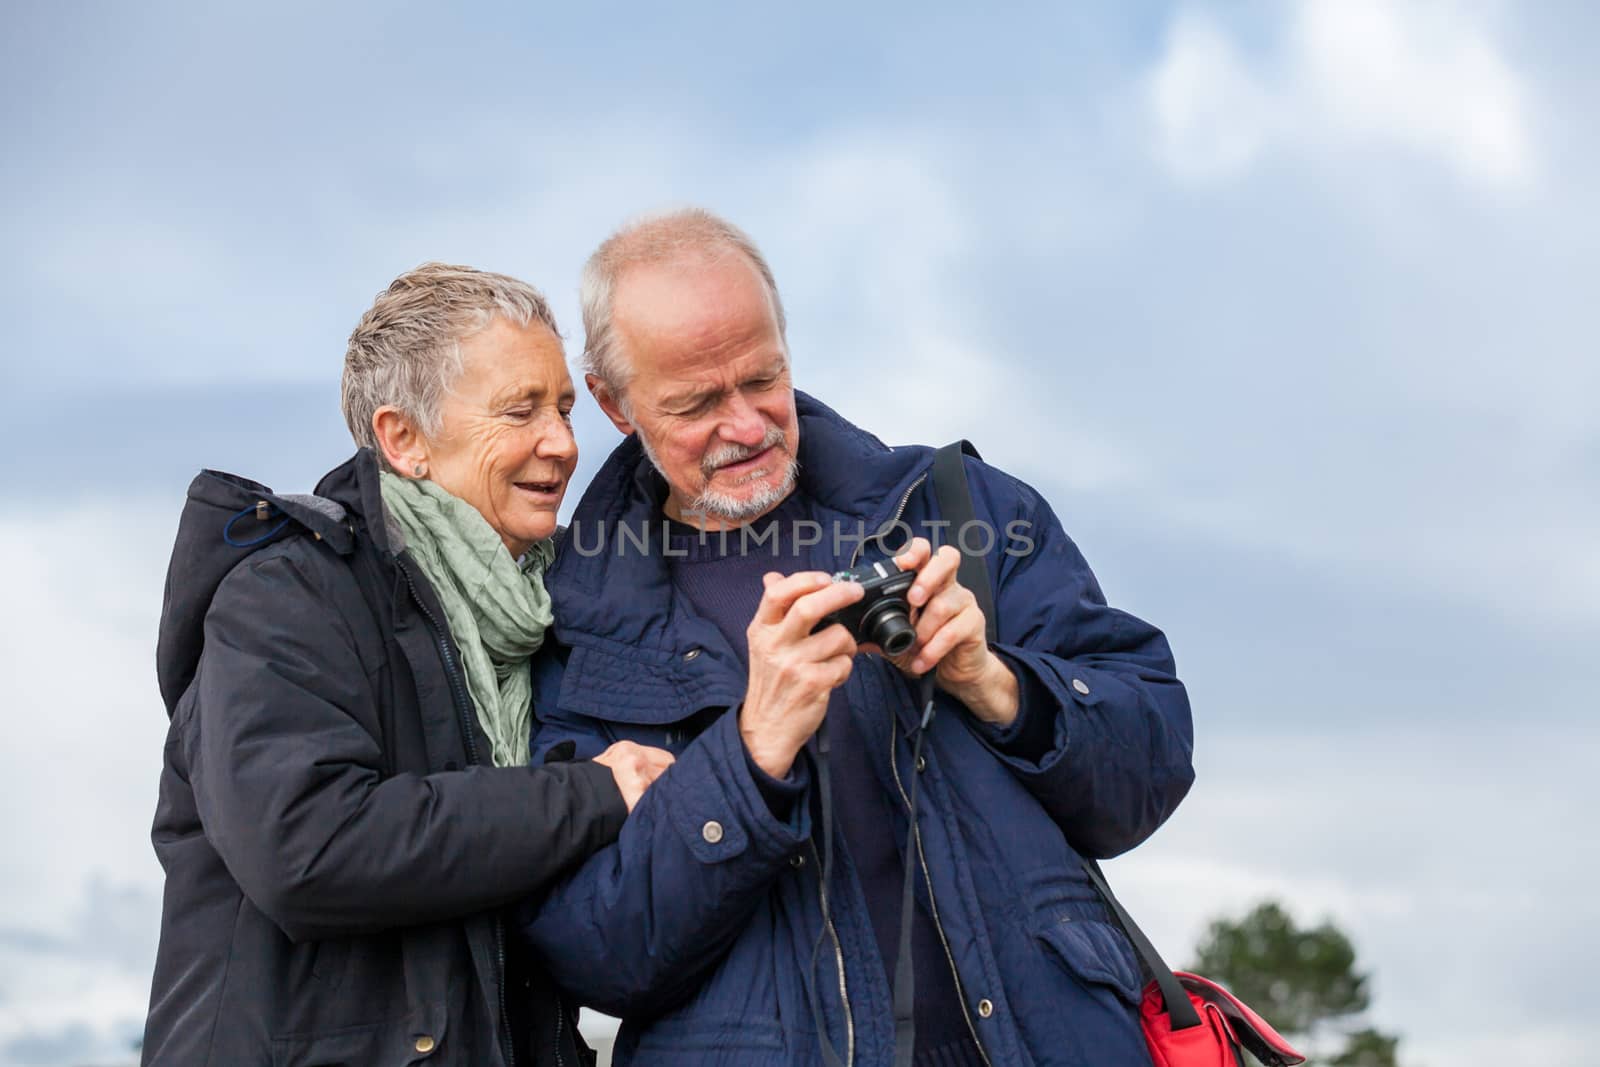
866,605 -> 917,657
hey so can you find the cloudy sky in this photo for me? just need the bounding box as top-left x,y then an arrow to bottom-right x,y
3,1 -> 1596,1063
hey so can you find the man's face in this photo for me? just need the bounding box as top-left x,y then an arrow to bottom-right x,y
593,253 -> 799,529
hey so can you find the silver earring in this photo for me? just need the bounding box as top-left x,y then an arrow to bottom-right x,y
413,464 -> 426,477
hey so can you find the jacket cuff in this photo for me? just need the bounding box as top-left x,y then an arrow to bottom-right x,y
968,646 -> 1058,762
743,735 -> 810,821
661,709 -> 812,866
557,757 -> 631,843
970,643 -> 1107,778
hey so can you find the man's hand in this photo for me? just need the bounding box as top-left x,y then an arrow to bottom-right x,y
594,741 -> 676,813
884,537 -> 1019,728
740,571 -> 866,777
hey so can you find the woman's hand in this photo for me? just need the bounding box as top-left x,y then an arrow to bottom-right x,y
594,742 -> 676,812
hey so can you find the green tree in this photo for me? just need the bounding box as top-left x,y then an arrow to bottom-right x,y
1328,1029 -> 1400,1066
1188,900 -> 1402,1066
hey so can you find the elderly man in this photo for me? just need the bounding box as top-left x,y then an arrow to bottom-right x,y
520,210 -> 1194,1066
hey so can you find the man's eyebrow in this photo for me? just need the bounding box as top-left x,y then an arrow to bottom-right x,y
660,384 -> 720,410
745,360 -> 785,380
659,358 -> 785,410
487,382 -> 554,408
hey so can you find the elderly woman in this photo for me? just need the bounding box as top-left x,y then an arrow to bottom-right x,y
141,264 -> 673,1066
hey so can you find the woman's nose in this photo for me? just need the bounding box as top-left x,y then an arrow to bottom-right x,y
536,416 -> 578,462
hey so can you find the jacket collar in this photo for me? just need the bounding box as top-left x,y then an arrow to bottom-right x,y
313,448 -> 398,556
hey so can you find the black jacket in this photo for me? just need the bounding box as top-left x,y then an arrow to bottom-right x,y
142,450 -> 627,1066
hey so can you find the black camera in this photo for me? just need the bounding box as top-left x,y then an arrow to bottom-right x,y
814,559 -> 918,656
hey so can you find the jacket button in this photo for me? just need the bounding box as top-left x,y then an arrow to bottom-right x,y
702,820 -> 724,844
915,755 -> 927,773
1071,678 -> 1090,696
684,647 -> 701,661
414,1034 -> 436,1053
977,998 -> 994,1018
790,853 -> 806,868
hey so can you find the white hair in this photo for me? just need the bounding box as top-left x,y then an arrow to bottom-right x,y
341,262 -> 561,464
579,207 -> 787,404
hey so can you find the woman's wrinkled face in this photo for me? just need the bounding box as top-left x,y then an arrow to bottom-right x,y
420,318 -> 578,557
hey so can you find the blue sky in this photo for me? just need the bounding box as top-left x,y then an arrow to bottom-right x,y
3,2 -> 1596,1064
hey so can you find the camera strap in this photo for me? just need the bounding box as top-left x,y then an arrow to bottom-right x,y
930,441 -> 997,638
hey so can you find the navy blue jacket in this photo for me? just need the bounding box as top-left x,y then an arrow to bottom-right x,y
520,394 -> 1195,1065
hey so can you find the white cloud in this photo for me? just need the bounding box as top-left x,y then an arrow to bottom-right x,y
1147,13 -> 1273,181
1145,0 -> 1536,187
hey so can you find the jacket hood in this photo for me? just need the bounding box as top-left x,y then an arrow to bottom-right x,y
156,451 -> 380,717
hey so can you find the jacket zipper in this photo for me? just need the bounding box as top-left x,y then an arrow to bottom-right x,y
808,838 -> 855,1066
889,717 -> 993,1066
552,995 -> 566,1067
398,558 -> 516,1067
848,474 -> 927,568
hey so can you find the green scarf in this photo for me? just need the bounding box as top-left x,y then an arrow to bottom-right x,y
379,471 -> 556,768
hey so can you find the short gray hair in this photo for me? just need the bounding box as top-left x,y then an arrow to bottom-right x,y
579,207 -> 787,400
342,262 -> 561,459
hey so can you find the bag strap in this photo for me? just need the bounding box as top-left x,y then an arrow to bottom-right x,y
927,442 -> 1202,1031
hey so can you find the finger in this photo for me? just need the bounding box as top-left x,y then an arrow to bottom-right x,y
752,571 -> 838,624
778,579 -> 867,636
779,621 -> 859,669
807,621 -> 860,661
893,537 -> 932,574
911,605 -> 984,674
913,584 -> 973,647
908,545 -> 962,607
806,650 -> 856,688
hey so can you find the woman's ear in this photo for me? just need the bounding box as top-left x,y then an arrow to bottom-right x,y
586,374 -> 636,436
371,406 -> 430,477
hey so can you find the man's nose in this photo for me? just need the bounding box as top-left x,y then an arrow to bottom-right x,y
718,392 -> 767,446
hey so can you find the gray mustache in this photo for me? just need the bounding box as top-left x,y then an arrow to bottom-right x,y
702,427 -> 788,476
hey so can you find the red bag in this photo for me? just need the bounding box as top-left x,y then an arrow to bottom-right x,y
1079,863 -> 1305,1067
1140,971 -> 1305,1067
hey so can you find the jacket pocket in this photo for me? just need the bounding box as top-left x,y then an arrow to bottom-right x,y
1032,915 -> 1144,1007
271,1000 -> 448,1066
